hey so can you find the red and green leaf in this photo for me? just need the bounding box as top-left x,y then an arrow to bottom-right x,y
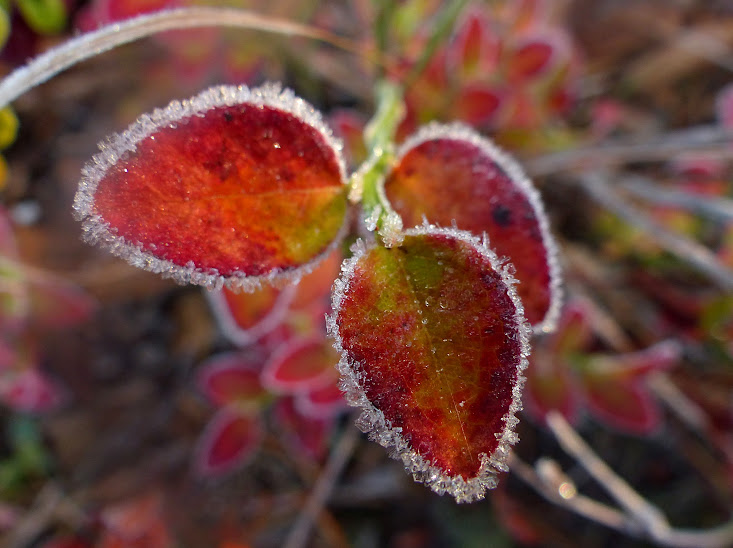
383,123 -> 561,332
194,406 -> 263,478
74,84 -> 348,291
329,226 -> 530,502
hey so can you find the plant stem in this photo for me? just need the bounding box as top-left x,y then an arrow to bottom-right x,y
0,7 -> 365,109
351,79 -> 405,247
283,424 -> 360,548
545,411 -> 733,547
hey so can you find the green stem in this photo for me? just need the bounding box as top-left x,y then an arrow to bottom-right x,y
349,80 -> 405,247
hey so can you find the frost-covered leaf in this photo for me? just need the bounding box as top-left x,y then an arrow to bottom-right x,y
261,337 -> 340,394
74,84 -> 348,291
384,123 -> 561,332
196,352 -> 268,409
329,226 -> 530,503
194,406 -> 263,477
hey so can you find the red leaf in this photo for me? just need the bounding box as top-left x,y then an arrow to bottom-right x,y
453,84 -> 504,128
294,376 -> 347,419
194,407 -> 263,477
384,124 -> 562,332
74,84 -> 348,291
290,247 -> 343,312
207,284 -> 293,346
273,398 -> 334,460
0,207 -> 18,258
505,31 -> 569,83
447,6 -> 500,77
329,226 -> 530,502
261,337 -> 339,394
196,353 -> 267,408
581,375 -> 661,435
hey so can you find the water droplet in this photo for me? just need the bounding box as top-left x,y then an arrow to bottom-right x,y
422,318 -> 428,325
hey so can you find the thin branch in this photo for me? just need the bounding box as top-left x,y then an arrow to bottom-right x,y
283,424 -> 360,548
580,172 -> 733,292
509,453 -> 633,535
545,411 -> 733,548
546,411 -> 671,538
526,125 -> 733,177
620,176 -> 733,223
0,7 -> 367,109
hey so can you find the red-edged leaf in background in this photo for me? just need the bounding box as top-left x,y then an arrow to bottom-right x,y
575,340 -> 681,434
74,84 -> 348,291
505,31 -> 568,83
295,376 -> 347,419
273,398 -> 334,460
260,337 -> 340,394
454,84 -> 505,128
447,5 -> 500,78
329,226 -> 530,502
194,406 -> 263,478
196,352 -> 268,409
207,284 -> 294,347
383,123 -> 561,332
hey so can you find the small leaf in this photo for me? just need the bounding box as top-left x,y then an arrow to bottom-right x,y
273,398 -> 334,460
260,337 -> 339,394
196,353 -> 267,408
329,226 -> 530,502
454,84 -> 504,127
384,123 -> 562,332
74,83 -> 348,291
194,406 -> 263,478
581,375 -> 661,435
294,376 -> 347,419
207,284 -> 294,347
505,31 -> 570,83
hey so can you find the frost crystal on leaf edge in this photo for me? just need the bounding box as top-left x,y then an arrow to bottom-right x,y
72,82 -> 348,292
327,223 -> 532,503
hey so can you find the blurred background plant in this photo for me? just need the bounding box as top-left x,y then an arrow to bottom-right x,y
0,0 -> 732,547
